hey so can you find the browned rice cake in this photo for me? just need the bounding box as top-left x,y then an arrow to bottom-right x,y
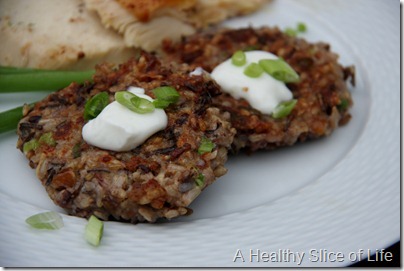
162,26 -> 355,152
16,52 -> 236,223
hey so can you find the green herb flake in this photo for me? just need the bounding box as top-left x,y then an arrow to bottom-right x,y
72,143 -> 82,159
39,132 -> 56,147
195,173 -> 205,187
297,22 -> 307,33
285,27 -> 297,37
198,137 -> 215,155
285,22 -> 308,37
338,99 -> 350,111
23,139 -> 39,153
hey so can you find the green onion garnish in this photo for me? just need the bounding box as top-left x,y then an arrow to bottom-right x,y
84,92 -> 109,120
338,98 -> 349,111
272,99 -> 297,119
244,62 -> 264,78
297,22 -> 307,33
259,59 -> 300,83
115,91 -> 155,114
152,86 -> 180,109
231,50 -> 247,66
152,99 -> 171,109
85,215 -> 104,247
23,139 -> 39,153
39,132 -> 56,146
195,173 -> 205,187
0,68 -> 94,93
0,105 -> 26,134
285,22 -> 307,37
25,211 -> 64,230
130,95 -> 155,113
284,28 -> 298,37
72,143 -> 82,159
198,137 -> 215,155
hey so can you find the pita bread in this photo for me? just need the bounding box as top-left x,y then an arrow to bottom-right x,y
0,0 -> 137,70
85,0 -> 270,52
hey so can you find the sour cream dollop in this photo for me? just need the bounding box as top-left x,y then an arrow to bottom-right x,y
211,51 -> 293,115
82,87 -> 167,152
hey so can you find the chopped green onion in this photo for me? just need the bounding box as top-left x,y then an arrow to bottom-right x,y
259,59 -> 300,83
130,95 -> 155,113
242,45 -> 260,52
39,132 -> 56,146
85,215 -> 104,247
0,66 -> 50,74
115,91 -> 155,114
195,173 -> 205,187
338,98 -> 349,111
23,139 -> 39,153
285,27 -> 298,37
285,22 -> 308,37
297,22 -> 307,33
198,137 -> 215,155
72,143 -> 82,158
272,99 -> 297,119
0,105 -> 25,134
84,92 -> 109,120
0,69 -> 95,93
231,50 -> 247,66
25,211 -> 64,230
244,62 -> 264,78
152,86 -> 180,109
152,99 -> 171,109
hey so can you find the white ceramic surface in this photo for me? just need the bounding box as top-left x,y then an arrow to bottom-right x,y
0,0 -> 399,267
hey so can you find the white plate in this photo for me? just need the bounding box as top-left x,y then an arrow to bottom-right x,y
0,0 -> 399,267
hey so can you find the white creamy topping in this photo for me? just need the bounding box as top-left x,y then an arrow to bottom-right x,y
189,67 -> 205,76
82,87 -> 167,152
211,51 -> 293,115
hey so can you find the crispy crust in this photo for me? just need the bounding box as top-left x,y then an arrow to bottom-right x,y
16,52 -> 235,223
116,0 -> 196,22
162,27 -> 355,152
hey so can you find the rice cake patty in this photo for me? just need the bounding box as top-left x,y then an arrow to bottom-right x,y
16,52 -> 235,223
162,27 -> 354,152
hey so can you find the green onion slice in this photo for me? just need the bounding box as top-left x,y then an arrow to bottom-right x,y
84,92 -> 109,120
244,62 -> 264,78
338,98 -> 349,111
85,215 -> 104,247
297,22 -> 307,33
152,99 -> 171,109
39,132 -> 56,146
26,211 -> 64,230
72,143 -> 82,159
115,91 -> 155,114
152,86 -> 180,108
272,99 -> 297,119
259,59 -> 300,83
195,173 -> 205,187
231,50 -> 247,66
198,137 -> 215,155
285,27 -> 298,37
23,139 -> 39,153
